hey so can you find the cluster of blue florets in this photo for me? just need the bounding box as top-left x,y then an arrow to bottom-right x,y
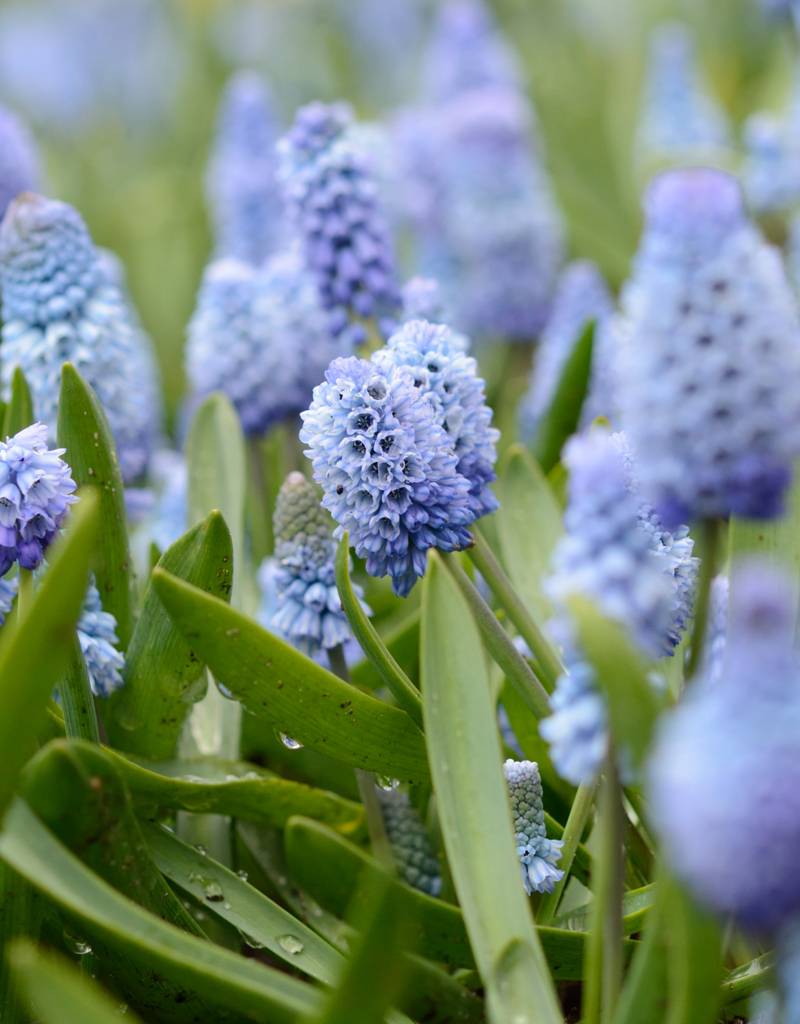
504,759 -> 564,895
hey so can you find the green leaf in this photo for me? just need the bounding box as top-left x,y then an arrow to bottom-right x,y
143,822 -> 343,984
308,874 -> 414,1024
664,877 -> 723,1024
0,865 -> 36,1024
58,364 -> 134,647
110,749 -> 364,838
0,492 -> 99,824
335,534 -> 422,726
3,367 -> 33,436
8,940 -> 144,1024
152,570 -> 430,783
566,595 -> 663,770
494,445 -> 563,625
421,554 -> 562,1024
0,800 -> 321,1023
532,320 -> 595,472
108,511 -> 233,758
351,609 -> 420,692
20,740 -> 203,935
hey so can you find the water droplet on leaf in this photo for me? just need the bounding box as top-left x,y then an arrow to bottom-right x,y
277,934 -> 304,955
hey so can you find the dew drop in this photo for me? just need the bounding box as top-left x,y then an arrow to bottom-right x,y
203,880 -> 224,902
237,869 -> 249,882
377,776 -> 399,791
63,928 -> 92,956
279,732 -> 304,750
277,934 -> 304,955
194,844 -> 207,857
240,931 -> 266,950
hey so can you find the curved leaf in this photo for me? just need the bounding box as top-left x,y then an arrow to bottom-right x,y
3,367 -> 33,437
532,320 -> 595,473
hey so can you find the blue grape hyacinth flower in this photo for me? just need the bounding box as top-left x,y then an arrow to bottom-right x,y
375,318 -> 499,519
637,22 -> 730,169
541,429 -> 697,785
504,759 -> 564,895
268,471 -> 365,658
0,193 -> 161,482
519,260 -> 613,441
618,168 -> 800,528
401,276 -> 448,324
278,102 -> 400,344
377,786 -> 442,897
300,354 -> 476,597
0,105 -> 39,220
206,71 -> 283,265
0,422 -> 76,573
649,560 -> 800,936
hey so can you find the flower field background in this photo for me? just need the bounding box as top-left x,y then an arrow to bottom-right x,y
0,1 -> 798,1022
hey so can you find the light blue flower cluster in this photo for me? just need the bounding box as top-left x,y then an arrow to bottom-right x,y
637,22 -> 730,169
618,169 -> 800,528
649,560 -> 800,935
277,102 -> 400,344
541,429 -> 697,784
374,319 -> 499,518
0,194 -> 161,482
146,449 -> 187,553
519,261 -> 613,441
206,71 -> 282,266
742,112 -> 800,216
0,423 -> 76,573
377,787 -> 442,897
401,277 -> 447,324
186,250 -> 345,437
300,353 -> 476,596
268,471 -> 362,658
422,0 -> 522,104
0,105 -> 39,219
0,572 -> 123,696
504,759 -> 563,895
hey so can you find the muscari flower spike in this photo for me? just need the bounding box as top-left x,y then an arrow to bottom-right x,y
374,318 -> 499,519
541,429 -> 697,785
278,102 -> 401,344
741,112 -> 800,216
186,250 -> 345,437
0,105 -> 39,220
618,169 -> 800,528
401,276 -> 447,324
637,22 -> 730,169
269,471 -> 364,658
519,260 -> 613,441
377,787 -> 442,897
504,759 -> 563,895
300,354 -> 476,597
0,194 -> 161,483
649,560 -> 800,936
206,71 -> 283,265
422,0 -> 522,104
0,422 -> 76,573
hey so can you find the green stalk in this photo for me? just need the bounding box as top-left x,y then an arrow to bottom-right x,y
467,529 -> 562,691
247,437 -> 271,563
442,553 -> 551,719
537,781 -> 597,925
60,638 -> 100,742
328,644 -> 396,874
16,568 -> 32,625
584,756 -> 625,1024
685,518 -> 721,680
0,863 -> 35,1024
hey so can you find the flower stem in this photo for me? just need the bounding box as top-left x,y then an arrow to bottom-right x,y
247,436 -> 272,563
467,528 -> 562,691
16,568 -> 32,626
685,518 -> 721,681
584,754 -> 625,1024
60,638 -> 100,742
441,553 -> 551,719
537,780 -> 597,926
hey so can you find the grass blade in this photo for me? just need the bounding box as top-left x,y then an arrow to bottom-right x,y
3,366 -> 33,436
532,320 -> 595,473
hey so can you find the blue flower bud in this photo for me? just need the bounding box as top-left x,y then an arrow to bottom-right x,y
377,787 -> 442,897
0,194 -> 161,482
649,560 -> 800,935
504,759 -> 563,894
618,169 -> 800,527
206,71 -> 283,265
300,354 -> 476,596
0,105 -> 39,220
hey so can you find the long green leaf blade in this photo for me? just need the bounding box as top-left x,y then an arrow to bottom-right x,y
421,554 -> 562,1024
152,569 -> 429,783
533,320 -> 595,472
3,366 -> 33,436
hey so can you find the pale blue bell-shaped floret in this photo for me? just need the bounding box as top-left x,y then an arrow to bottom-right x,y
0,105 -> 39,220
618,169 -> 800,528
377,787 -> 442,897
504,759 -> 563,894
0,193 -> 162,482
649,560 -> 800,936
206,71 -> 283,265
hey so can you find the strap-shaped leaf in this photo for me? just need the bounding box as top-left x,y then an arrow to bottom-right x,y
0,492 -> 98,823
3,366 -> 33,436
108,511 -> 233,758
152,570 -> 430,783
533,320 -> 595,473
58,364 -> 134,647
0,801 -> 321,1023
421,554 -> 562,1024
